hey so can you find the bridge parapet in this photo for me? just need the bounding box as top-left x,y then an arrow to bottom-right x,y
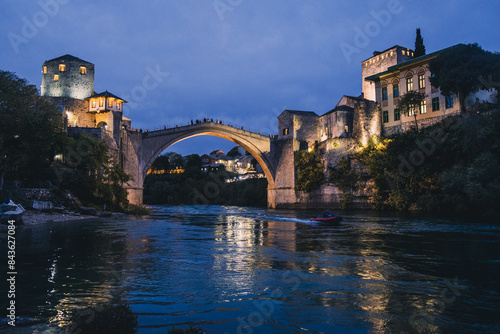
142,122 -> 272,141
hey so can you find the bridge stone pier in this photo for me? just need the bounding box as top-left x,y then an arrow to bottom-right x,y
121,122 -> 282,207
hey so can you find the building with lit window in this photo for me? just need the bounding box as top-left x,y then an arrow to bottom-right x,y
363,44 -> 498,135
40,54 -> 128,147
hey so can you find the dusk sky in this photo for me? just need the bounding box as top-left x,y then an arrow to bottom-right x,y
2,0 -> 500,156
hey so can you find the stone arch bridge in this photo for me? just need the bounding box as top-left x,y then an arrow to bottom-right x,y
121,122 -> 282,208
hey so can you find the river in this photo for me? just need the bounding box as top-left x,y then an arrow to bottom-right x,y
1,205 -> 500,333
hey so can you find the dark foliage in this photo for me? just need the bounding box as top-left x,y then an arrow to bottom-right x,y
414,28 -> 426,57
429,43 -> 500,114
60,135 -> 130,211
395,91 -> 427,131
0,70 -> 65,189
357,109 -> 500,218
295,150 -> 324,192
329,157 -> 361,209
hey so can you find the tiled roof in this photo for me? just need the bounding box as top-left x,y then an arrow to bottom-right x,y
86,90 -> 127,102
321,105 -> 354,116
44,54 -> 93,65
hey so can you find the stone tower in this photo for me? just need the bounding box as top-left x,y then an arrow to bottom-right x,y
41,54 -> 94,100
361,45 -> 414,101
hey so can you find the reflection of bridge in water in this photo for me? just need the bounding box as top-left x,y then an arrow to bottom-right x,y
122,122 -> 280,207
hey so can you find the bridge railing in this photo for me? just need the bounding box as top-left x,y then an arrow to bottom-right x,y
139,120 -> 276,138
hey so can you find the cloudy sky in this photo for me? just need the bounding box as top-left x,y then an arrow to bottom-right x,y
1,0 -> 500,155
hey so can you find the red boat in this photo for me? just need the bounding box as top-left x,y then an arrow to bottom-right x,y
310,215 -> 342,223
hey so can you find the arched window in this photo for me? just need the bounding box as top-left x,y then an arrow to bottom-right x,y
405,71 -> 414,92
392,78 -> 400,98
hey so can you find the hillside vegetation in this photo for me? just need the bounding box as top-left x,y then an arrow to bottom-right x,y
356,108 -> 500,218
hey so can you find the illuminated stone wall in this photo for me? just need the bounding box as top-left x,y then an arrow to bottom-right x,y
41,55 -> 94,100
361,46 -> 414,101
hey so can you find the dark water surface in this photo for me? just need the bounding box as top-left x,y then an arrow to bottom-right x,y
1,205 -> 500,333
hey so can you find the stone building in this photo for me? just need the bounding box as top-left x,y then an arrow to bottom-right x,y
40,54 -> 128,149
363,44 -> 498,135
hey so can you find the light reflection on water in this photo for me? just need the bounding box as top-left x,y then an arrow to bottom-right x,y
1,205 -> 500,333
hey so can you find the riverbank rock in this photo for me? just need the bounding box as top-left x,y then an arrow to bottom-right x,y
98,211 -> 113,218
79,207 -> 98,216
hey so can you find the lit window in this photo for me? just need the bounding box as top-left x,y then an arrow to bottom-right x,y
393,84 -> 399,98
432,97 -> 440,111
408,104 -> 415,116
345,125 -> 349,133
43,66 -> 47,74
109,100 -> 113,108
420,100 -> 427,114
92,100 -> 96,108
80,66 -> 87,75
412,52 -> 414,57
390,51 -> 394,57
406,78 -> 413,91
59,64 -> 66,72
117,103 -> 121,110
394,109 -> 400,121
445,95 -> 453,109
402,50 -> 406,55
99,99 -> 104,107
382,87 -> 388,100
383,110 -> 389,123
283,128 -> 289,135
418,74 -> 425,89
54,75 -> 59,81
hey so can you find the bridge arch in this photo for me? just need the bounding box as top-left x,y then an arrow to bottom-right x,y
137,123 -> 276,205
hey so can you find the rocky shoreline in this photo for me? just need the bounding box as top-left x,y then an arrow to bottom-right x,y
2,208 -> 132,226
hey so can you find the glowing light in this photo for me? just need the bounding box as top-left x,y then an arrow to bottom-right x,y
54,75 -> 59,81
59,64 -> 66,72
80,66 -> 87,75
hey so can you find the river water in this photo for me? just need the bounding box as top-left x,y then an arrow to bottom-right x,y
1,205 -> 500,333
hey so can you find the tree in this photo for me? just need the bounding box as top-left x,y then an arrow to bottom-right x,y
167,152 -> 184,168
61,135 -> 130,210
0,70 -> 65,189
151,155 -> 170,172
184,154 -> 202,172
295,150 -> 324,192
395,90 -> 427,131
429,43 -> 500,114
414,28 -> 426,57
329,157 -> 361,209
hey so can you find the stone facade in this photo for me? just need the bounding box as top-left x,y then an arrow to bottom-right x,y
41,54 -> 127,148
361,46 -> 414,102
363,44 -> 497,136
41,54 -> 94,100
